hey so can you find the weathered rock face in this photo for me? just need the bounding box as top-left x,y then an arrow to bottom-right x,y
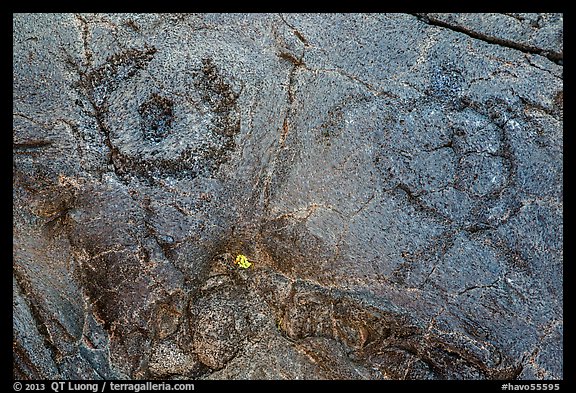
13,13 -> 562,380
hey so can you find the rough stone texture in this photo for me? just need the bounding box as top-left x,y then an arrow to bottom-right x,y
13,13 -> 562,380
417,13 -> 563,62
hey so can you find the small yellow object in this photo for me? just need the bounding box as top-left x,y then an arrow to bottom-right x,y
235,254 -> 252,269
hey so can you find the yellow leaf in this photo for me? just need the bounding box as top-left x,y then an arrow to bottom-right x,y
235,254 -> 252,269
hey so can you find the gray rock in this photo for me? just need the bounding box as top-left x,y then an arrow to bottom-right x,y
419,13 -> 563,62
13,13 -> 562,380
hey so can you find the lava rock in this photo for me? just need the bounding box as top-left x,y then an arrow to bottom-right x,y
13,13 -> 562,380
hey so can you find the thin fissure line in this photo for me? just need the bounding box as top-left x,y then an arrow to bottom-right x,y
411,13 -> 562,65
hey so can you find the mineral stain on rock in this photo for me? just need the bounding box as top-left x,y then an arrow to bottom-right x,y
13,13 -> 562,380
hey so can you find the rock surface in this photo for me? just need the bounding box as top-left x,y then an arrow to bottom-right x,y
13,13 -> 562,380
